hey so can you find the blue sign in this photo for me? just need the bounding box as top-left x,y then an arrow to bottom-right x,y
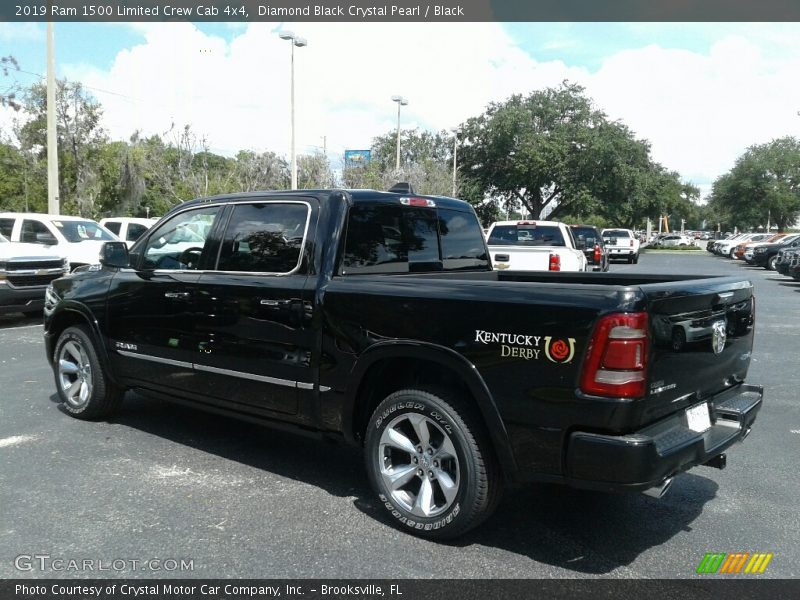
344,149 -> 371,166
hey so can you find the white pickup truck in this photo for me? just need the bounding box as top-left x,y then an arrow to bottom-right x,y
601,228 -> 641,263
486,220 -> 588,272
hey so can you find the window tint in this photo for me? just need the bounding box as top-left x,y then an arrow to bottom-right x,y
438,209 -> 489,270
487,225 -> 565,246
217,203 -> 309,274
126,223 -> 148,242
142,206 -> 220,270
342,204 -> 488,274
104,221 -> 121,235
21,219 -> 55,244
0,218 -> 15,238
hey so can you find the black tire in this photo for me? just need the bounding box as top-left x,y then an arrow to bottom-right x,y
729,248 -> 737,259
633,254 -> 639,264
767,255 -> 778,271
627,255 -> 634,264
364,387 -> 502,539
53,325 -> 124,420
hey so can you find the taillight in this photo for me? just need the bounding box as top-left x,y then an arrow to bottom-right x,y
629,239 -> 634,247
580,312 -> 649,398
593,245 -> 601,263
549,253 -> 560,271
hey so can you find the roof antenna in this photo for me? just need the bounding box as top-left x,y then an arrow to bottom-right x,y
388,182 -> 414,194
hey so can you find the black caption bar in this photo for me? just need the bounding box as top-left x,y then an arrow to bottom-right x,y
1,580 -> 798,600
3,0 -> 800,22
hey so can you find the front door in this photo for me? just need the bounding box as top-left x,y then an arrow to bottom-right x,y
106,204 -> 223,392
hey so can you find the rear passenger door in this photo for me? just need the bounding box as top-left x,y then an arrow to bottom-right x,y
191,199 -> 317,419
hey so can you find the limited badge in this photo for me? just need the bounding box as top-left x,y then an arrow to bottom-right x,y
711,320 -> 727,354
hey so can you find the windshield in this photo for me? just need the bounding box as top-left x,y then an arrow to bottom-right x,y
0,233 -> 7,243
52,220 -> 116,243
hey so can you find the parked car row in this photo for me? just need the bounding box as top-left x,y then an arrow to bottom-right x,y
0,213 -> 156,317
484,221 -> 640,273
707,231 -> 800,268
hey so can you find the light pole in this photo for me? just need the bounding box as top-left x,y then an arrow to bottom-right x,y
391,95 -> 408,171
279,31 -> 307,190
451,128 -> 459,197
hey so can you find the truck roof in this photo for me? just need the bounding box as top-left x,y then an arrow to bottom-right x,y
163,189 -> 473,218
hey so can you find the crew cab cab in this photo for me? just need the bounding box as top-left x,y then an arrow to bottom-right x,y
486,220 -> 588,272
43,187 -> 763,539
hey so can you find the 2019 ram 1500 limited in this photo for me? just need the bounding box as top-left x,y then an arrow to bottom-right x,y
43,187 -> 763,539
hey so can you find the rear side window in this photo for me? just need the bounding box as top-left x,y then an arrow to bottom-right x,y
342,205 -> 488,274
216,202 -> 309,274
488,225 -> 565,246
439,209 -> 489,270
104,221 -> 121,235
0,218 -> 15,239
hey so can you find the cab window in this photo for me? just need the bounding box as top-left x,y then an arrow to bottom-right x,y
104,221 -> 122,235
126,223 -> 148,242
216,202 -> 309,274
141,206 -> 220,270
21,219 -> 57,245
0,218 -> 16,238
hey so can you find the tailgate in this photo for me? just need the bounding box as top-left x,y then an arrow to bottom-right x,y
488,245 -> 552,271
640,277 -> 755,425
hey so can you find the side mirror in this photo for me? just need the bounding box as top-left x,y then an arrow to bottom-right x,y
100,241 -> 130,268
36,232 -> 58,245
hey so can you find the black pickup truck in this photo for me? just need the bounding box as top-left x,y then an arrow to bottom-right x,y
42,187 -> 763,539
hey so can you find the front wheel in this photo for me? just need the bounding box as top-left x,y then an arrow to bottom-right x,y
53,325 -> 124,420
729,248 -> 737,259
364,388 -> 502,539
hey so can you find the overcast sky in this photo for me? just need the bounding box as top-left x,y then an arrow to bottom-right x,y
3,22 -> 800,198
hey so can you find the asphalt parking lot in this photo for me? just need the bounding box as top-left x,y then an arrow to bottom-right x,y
0,252 -> 797,579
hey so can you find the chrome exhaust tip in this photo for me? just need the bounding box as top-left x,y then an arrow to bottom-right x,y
642,477 -> 674,499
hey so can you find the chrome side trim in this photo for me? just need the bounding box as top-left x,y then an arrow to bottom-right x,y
116,350 -> 193,370
193,363 -> 297,389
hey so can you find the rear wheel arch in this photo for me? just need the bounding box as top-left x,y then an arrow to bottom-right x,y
345,343 -> 517,480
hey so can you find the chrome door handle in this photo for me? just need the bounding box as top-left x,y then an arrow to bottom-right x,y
164,292 -> 190,299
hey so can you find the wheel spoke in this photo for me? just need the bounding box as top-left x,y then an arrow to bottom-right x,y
434,469 -> 458,504
79,381 -> 90,403
58,359 -> 79,375
64,342 -> 81,364
435,435 -> 458,461
384,428 -> 416,454
66,379 -> 81,399
407,413 -> 431,448
414,477 -> 435,517
382,464 -> 418,491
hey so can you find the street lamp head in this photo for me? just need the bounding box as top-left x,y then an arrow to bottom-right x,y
278,31 -> 295,40
391,95 -> 408,105
294,37 -> 307,47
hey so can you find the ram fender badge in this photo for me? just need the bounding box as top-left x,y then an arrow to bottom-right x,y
711,321 -> 726,355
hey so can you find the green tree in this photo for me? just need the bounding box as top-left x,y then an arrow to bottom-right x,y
708,137 -> 800,231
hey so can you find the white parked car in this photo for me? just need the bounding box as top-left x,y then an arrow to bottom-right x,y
100,217 -> 158,248
601,228 -> 641,263
0,213 -> 120,270
486,220 -> 588,272
0,232 -> 69,316
658,234 -> 694,248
